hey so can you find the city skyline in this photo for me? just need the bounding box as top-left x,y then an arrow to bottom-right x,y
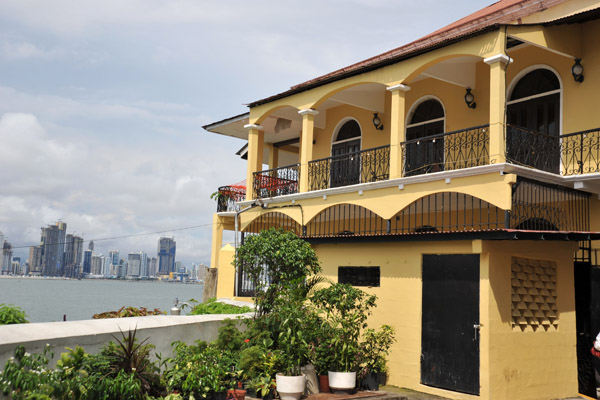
0,220 -> 205,279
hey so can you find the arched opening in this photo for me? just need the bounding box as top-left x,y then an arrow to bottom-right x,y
405,98 -> 445,176
507,68 -> 561,173
243,212 -> 301,235
390,192 -> 503,234
305,203 -> 386,237
331,119 -> 362,187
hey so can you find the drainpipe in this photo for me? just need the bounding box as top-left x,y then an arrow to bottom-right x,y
234,201 -> 260,297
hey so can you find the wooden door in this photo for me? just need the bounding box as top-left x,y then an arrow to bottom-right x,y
421,254 -> 480,395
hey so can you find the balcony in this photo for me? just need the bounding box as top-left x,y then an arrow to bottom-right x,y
252,164 -> 300,199
216,124 -> 600,207
308,145 -> 390,191
507,125 -> 600,176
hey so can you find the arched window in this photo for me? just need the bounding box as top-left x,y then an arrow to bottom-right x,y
507,68 -> 561,173
405,98 -> 445,176
331,120 -> 361,187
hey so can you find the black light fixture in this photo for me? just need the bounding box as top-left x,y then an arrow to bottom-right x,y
572,58 -> 584,83
372,113 -> 384,130
464,88 -> 476,109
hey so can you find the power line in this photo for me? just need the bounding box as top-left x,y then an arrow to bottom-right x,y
9,222 -> 215,250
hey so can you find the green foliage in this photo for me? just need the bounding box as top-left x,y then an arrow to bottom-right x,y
92,306 -> 165,319
164,341 -> 236,398
359,325 -> 396,376
0,344 -> 56,399
215,319 -> 245,353
0,303 -> 29,325
234,228 -> 321,316
311,283 -> 377,372
188,298 -> 252,315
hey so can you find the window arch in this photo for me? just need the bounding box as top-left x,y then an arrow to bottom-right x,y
330,119 -> 362,187
507,67 -> 562,173
405,97 -> 445,176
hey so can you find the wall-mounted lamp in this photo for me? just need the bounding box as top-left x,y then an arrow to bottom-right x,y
372,113 -> 384,130
464,88 -> 476,109
572,58 -> 584,83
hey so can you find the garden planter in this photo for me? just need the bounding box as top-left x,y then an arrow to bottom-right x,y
226,389 -> 246,400
360,372 -> 379,391
208,391 -> 227,400
276,374 -> 306,400
318,375 -> 330,393
328,371 -> 356,393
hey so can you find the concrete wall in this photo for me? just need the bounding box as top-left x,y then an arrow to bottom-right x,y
0,313 -> 250,371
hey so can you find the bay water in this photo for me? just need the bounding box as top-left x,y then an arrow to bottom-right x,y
0,277 -> 204,323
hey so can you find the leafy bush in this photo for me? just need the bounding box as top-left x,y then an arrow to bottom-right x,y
188,298 -> 252,315
92,306 -> 165,319
0,303 -> 29,325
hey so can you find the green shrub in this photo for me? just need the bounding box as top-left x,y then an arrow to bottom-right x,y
0,303 -> 28,325
188,298 -> 252,315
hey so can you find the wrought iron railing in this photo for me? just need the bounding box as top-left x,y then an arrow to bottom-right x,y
401,124 -> 489,177
560,128 -> 600,175
506,125 -> 560,174
253,164 -> 299,199
308,145 -> 390,191
215,185 -> 246,212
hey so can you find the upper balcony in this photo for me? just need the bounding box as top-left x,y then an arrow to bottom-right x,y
205,22 -> 600,208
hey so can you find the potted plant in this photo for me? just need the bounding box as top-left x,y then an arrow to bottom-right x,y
311,283 -> 377,393
358,325 -> 396,390
275,301 -> 311,400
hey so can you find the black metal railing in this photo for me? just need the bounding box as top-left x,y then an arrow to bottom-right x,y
401,124 -> 489,177
506,125 -> 560,174
560,128 -> 600,175
253,164 -> 299,199
216,185 -> 246,212
308,145 -> 390,191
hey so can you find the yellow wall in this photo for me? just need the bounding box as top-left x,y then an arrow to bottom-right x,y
484,241 -> 578,400
313,239 -> 578,400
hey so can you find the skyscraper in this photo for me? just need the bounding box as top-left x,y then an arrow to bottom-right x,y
157,236 -> 176,275
1,239 -> 12,275
82,249 -> 92,274
41,221 -> 67,276
127,252 -> 142,277
63,234 -> 84,277
28,245 -> 42,275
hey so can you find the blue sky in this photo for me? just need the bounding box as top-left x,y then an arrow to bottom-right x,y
0,0 -> 492,265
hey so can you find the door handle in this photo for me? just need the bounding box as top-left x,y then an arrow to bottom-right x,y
473,324 -> 481,341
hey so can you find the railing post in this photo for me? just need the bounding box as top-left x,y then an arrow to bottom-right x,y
299,109 -> 319,193
387,84 -> 411,179
244,124 -> 264,200
484,54 -> 512,164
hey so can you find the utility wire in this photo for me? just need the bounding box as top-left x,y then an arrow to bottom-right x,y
9,222 -> 215,250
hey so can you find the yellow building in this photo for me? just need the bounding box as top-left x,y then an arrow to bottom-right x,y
204,1 -> 600,399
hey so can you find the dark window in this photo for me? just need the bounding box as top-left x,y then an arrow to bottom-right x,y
338,266 -> 380,287
335,120 -> 361,141
409,99 -> 444,124
510,69 -> 560,101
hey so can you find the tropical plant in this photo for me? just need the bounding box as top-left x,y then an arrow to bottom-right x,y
311,283 -> 377,372
0,344 -> 56,399
0,303 -> 29,325
234,228 -> 321,316
165,341 -> 236,398
275,302 -> 312,376
359,325 -> 396,376
100,328 -> 162,397
92,306 -> 165,319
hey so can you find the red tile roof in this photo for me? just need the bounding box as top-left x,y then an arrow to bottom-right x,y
248,0 -> 570,108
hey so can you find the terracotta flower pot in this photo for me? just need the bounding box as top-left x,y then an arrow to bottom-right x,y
318,374 -> 330,393
226,389 -> 246,400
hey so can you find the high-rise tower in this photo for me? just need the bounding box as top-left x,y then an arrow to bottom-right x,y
157,236 -> 176,275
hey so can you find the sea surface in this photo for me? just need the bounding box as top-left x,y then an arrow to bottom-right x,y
0,277 -> 204,323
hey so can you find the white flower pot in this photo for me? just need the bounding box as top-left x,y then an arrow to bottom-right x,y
276,373 -> 306,400
328,371 -> 356,393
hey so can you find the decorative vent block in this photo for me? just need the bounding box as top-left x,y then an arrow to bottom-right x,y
511,257 -> 558,332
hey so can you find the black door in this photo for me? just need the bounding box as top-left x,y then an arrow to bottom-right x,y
405,121 -> 444,176
331,139 -> 360,187
421,254 -> 480,395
